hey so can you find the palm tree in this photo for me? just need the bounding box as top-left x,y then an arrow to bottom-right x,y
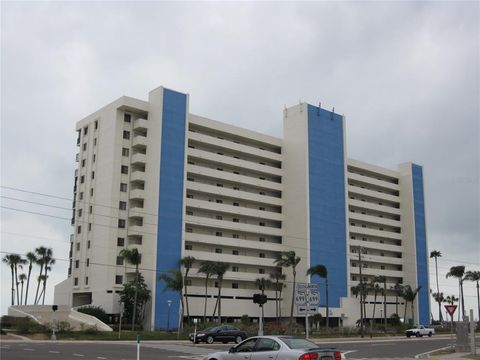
2,254 -> 16,305
119,247 -> 142,330
432,292 -> 445,320
34,246 -> 48,304
179,256 -> 195,324
446,265 -> 466,320
270,271 -> 286,322
430,250 -> 443,322
42,254 -> 55,305
465,270 -> 480,322
444,295 -> 459,320
306,264 -> 329,328
255,277 -> 272,322
211,262 -> 229,323
391,283 -> 404,316
370,280 -> 381,326
158,269 -> 184,330
351,284 -> 367,337
19,273 -> 27,305
24,252 -> 37,305
402,285 -> 421,324
14,256 -> 26,305
274,251 -> 300,332
375,275 -> 387,331
198,260 -> 215,323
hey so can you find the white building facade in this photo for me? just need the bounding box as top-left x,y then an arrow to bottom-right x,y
55,86 -> 430,330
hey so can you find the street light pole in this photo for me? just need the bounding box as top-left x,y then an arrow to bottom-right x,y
167,300 -> 172,331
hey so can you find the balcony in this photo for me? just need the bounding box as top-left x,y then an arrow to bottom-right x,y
129,189 -> 144,200
130,171 -> 146,184
131,153 -> 146,166
128,225 -> 144,236
75,153 -> 79,162
133,118 -> 148,131
132,135 -> 147,149
127,234 -> 142,245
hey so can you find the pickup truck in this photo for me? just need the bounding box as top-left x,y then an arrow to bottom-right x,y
405,325 -> 435,337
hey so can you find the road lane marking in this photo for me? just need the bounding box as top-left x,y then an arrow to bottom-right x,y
23,348 -> 35,351
97,357 -> 107,359
73,354 -> 85,357
49,350 -> 61,353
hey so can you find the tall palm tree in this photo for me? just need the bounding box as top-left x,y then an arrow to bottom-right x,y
375,275 -> 387,331
446,265 -> 466,320
465,270 -> 480,322
274,251 -> 300,332
351,284 -> 367,337
432,292 -> 445,320
391,283 -> 404,316
19,274 -> 27,305
13,256 -> 26,305
402,285 -> 421,324
25,252 -> 37,305
198,260 -> 215,323
370,280 -> 381,325
179,256 -> 195,324
42,254 -> 55,305
158,269 -> 184,330
34,246 -> 48,304
2,254 -> 16,305
270,271 -> 286,321
119,247 -> 142,330
211,262 -> 229,323
255,277 -> 272,322
306,264 -> 329,328
430,250 -> 443,322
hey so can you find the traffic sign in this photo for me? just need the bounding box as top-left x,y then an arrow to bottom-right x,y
295,283 -> 320,306
445,304 -> 457,317
296,305 -> 317,315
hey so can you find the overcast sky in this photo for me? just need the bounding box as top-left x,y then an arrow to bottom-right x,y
1,1 -> 479,320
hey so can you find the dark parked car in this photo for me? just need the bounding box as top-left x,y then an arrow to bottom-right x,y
189,325 -> 247,344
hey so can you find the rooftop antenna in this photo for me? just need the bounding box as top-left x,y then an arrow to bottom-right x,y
331,107 -> 335,120
317,102 -> 321,115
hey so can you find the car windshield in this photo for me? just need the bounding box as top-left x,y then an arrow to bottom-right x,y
281,338 -> 319,349
206,326 -> 220,332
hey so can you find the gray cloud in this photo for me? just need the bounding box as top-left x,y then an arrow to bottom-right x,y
1,1 -> 478,317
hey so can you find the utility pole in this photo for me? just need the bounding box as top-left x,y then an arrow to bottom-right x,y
358,246 -> 365,338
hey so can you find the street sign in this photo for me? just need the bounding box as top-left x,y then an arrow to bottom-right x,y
295,283 -> 320,306
297,305 -> 317,315
445,304 -> 457,317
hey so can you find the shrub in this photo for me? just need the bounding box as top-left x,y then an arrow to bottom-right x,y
14,317 -> 47,334
85,325 -> 99,334
77,305 -> 109,324
56,321 -> 73,333
1,316 -> 19,328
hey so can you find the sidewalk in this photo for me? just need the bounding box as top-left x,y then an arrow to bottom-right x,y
428,348 -> 479,360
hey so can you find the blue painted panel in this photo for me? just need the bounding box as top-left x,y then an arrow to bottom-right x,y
412,164 -> 430,325
155,88 -> 187,330
307,105 -> 348,308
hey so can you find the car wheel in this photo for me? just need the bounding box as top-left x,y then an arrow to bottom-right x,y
428,332 -> 432,337
406,334 -> 411,338
416,332 -> 420,337
207,336 -> 214,344
235,336 -> 243,344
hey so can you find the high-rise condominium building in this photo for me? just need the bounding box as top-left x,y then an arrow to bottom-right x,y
55,86 -> 430,330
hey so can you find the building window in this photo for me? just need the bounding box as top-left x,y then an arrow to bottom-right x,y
232,283 -> 239,289
233,202 -> 239,206
120,183 -> 127,192
233,186 -> 239,190
216,215 -> 222,220
186,194 -> 194,199
186,227 -> 193,233
86,258 -> 90,266
232,250 -> 239,255
75,260 -> 79,268
259,222 -> 265,227
350,236 -> 356,239
93,138 -> 97,146
83,143 -> 87,151
81,159 -> 86,167
89,205 -> 92,214
215,248 -> 222,254
123,130 -> 130,139
381,266 -> 385,270
187,161 -> 195,165
87,240 -> 90,249
259,237 -> 265,242
121,165 -> 128,174
117,238 -> 125,246
214,281 -> 219,288
122,148 -> 129,156
259,207 -> 265,211
217,168 -> 223,171
259,253 -> 265,258
232,266 -> 239,272
115,275 -> 123,284
77,226 -> 81,234
259,191 -> 265,195
352,275 -> 357,281
94,120 -> 98,129
186,211 -> 193,216
90,188 -> 94,197
80,175 -> 85,184
185,244 -> 193,250
185,279 -> 192,286
187,177 -> 195,182
233,171 -> 240,175
76,242 -> 80,251
91,171 -> 95,179
215,232 -> 222,237
83,126 -> 88,135
216,183 -> 223,187
118,219 -> 126,228
232,234 -> 239,239
79,192 -> 84,200
233,218 -> 239,223
116,256 -> 124,265
259,268 -> 265,274
74,277 -> 78,286
124,113 -> 131,123
119,201 -> 127,210
88,223 -> 92,231
216,199 -> 223,204
78,209 -> 83,217
85,277 -> 89,285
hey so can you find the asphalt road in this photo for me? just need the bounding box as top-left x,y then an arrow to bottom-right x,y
0,335 -> 458,360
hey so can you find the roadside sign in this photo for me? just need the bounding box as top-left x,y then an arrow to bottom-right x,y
445,305 -> 457,317
297,305 -> 317,315
295,283 -> 320,306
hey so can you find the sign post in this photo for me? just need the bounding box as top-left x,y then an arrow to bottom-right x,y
136,334 -> 140,360
193,318 -> 198,344
118,302 -> 124,340
295,283 -> 320,339
445,304 -> 458,351
51,305 -> 58,341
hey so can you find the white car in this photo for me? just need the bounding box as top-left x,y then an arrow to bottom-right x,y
203,336 -> 343,360
405,325 -> 435,337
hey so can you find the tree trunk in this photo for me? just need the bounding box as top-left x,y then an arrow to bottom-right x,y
20,281 -> 24,305
395,295 -> 398,315
217,278 -> 222,323
25,263 -> 32,305
203,276 -> 209,323
14,265 -> 20,305
34,263 -> 44,304
325,277 -> 329,329
184,270 -> 190,324
10,265 -> 14,306
279,288 -> 283,319
383,280 -> 387,332
404,301 -> 408,323
460,280 -> 465,320
435,258 -> 442,322
274,281 -> 278,322
131,266 -> 139,331
476,281 -> 480,324
179,289 -> 185,332
42,266 -> 48,305
371,291 -> 377,333
411,301 -> 415,324
289,269 -> 296,333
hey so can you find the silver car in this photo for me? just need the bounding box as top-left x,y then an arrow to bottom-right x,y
203,336 -> 343,360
